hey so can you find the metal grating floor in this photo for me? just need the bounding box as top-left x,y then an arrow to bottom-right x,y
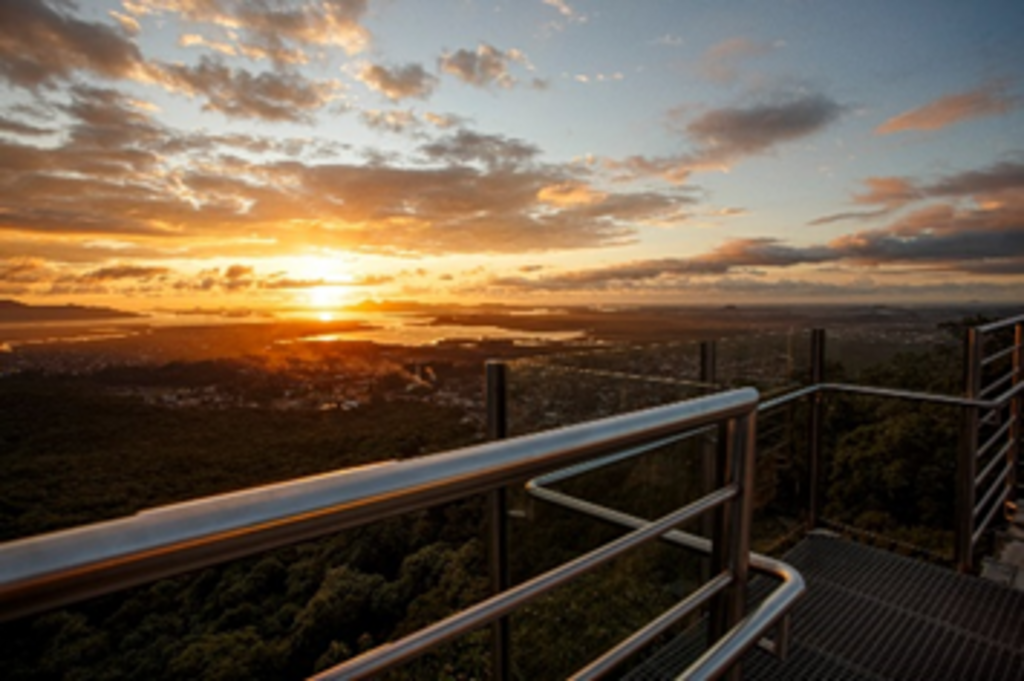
625,533 -> 1024,680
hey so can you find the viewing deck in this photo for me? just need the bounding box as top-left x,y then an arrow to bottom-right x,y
630,532 -> 1024,680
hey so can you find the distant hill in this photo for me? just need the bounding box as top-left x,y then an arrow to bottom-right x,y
0,299 -> 142,322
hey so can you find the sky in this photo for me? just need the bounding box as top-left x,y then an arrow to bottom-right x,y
0,0 -> 1022,312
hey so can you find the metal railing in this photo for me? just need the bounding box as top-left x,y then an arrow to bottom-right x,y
498,316 -> 1023,574
960,314 -> 1024,568
0,387 -> 804,680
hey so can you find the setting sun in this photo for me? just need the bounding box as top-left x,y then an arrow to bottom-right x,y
305,285 -> 350,310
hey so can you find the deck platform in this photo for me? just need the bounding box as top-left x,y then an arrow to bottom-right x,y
626,533 -> 1024,680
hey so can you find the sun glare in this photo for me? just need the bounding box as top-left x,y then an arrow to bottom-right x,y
306,285 -> 350,310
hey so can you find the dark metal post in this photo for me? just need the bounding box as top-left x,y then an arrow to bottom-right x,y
707,410 -> 756,679
1009,323 -> 1022,518
957,328 -> 982,573
700,341 -> 718,578
726,410 -> 757,681
707,422 -> 730,646
485,361 -> 510,681
807,329 -> 826,529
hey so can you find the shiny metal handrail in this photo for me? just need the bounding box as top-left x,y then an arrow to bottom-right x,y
0,388 -> 765,681
976,313 -> 1024,335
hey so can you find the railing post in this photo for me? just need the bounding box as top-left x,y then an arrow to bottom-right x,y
700,341 -> 718,582
807,329 -> 825,530
1010,323 -> 1022,517
708,408 -> 757,681
485,361 -> 510,681
957,328 -> 982,573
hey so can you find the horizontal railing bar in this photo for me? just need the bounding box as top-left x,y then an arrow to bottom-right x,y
972,483 -> 1010,547
819,383 -> 983,408
527,363 -> 719,391
755,380 -> 1024,413
528,429 -> 715,491
826,381 -> 1024,409
526,480 -> 802,581
979,369 -> 1018,399
975,439 -> 1012,486
0,389 -> 759,623
973,464 -> 1011,522
977,415 -> 1015,460
759,385 -> 819,411
976,314 -> 1024,334
570,572 -> 734,680
312,485 -> 739,680
981,343 -> 1020,367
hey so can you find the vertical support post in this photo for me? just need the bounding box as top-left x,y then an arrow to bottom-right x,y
707,418 -> 730,644
807,329 -> 826,530
708,409 -> 757,681
1008,323 -> 1022,518
700,341 -> 718,560
485,361 -> 510,681
957,328 -> 982,573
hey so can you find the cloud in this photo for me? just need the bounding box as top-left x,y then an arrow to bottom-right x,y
0,115 -> 54,137
1,114 -> 695,261
543,0 -> 575,18
78,265 -> 170,281
572,71 -> 624,85
685,93 -> 845,168
361,109 -> 420,134
151,57 -> 338,122
128,0 -> 370,64
923,160 -> 1024,198
876,82 -> 1015,134
179,33 -> 240,58
0,0 -> 143,87
807,209 -> 890,226
439,43 -> 531,89
488,185 -> 1024,293
603,155 -> 692,184
423,112 -> 464,129
357,62 -> 438,101
0,258 -> 54,284
811,160 -> 1024,224
471,265 -> 1023,301
537,181 -> 607,207
420,129 -> 540,170
225,264 -> 253,280
851,176 -> 920,207
541,0 -> 586,28
699,37 -> 773,84
606,92 -> 845,182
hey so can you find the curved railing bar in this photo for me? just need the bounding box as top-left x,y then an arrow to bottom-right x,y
527,463 -> 806,679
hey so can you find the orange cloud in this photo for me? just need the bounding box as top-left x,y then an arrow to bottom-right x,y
876,83 -> 1015,134
852,177 -> 919,207
537,182 -> 606,207
357,62 -> 438,101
